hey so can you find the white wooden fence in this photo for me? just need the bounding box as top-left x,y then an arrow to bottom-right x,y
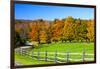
15,48 -> 94,63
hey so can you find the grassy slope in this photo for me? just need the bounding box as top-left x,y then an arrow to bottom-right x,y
15,42 -> 94,65
33,42 -> 94,53
31,42 -> 94,61
15,53 -> 53,65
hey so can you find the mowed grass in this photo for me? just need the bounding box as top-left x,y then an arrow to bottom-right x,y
33,42 -> 94,53
30,42 -> 94,62
15,53 -> 54,65
15,42 -> 94,65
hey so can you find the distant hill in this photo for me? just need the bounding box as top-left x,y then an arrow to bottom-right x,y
15,19 -> 33,23
15,19 -> 52,23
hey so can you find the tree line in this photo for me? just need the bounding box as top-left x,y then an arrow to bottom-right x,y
15,16 -> 94,45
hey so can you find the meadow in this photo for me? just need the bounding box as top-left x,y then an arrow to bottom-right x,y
15,42 -> 94,65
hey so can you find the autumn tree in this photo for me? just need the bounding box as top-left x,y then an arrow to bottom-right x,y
28,20 -> 42,44
63,16 -> 75,42
28,22 -> 37,41
80,20 -> 88,42
87,20 -> 94,42
45,22 -> 52,44
52,19 -> 64,43
15,17 -> 94,45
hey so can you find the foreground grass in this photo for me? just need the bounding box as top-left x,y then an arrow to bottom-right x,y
15,53 -> 53,65
15,42 -> 94,65
31,42 -> 94,62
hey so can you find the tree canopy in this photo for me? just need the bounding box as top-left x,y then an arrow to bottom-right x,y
15,16 -> 94,45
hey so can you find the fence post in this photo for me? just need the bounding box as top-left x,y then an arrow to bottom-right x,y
38,50 -> 40,61
66,52 -> 69,63
45,50 -> 47,61
55,50 -> 57,63
25,50 -> 28,57
23,49 -> 26,56
18,48 -> 20,54
82,50 -> 85,62
26,49 -> 29,56
22,49 -> 24,56
15,49 -> 17,54
32,51 -> 34,59
19,48 -> 22,55
21,48 -> 23,55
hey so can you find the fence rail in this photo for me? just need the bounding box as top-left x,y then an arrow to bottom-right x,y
15,48 -> 94,63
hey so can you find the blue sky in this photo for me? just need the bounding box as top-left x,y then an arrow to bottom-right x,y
15,4 -> 94,20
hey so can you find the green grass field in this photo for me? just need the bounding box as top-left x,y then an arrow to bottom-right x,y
15,42 -> 94,65
33,42 -> 94,53
15,53 -> 53,65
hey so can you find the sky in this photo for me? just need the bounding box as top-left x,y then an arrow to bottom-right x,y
15,4 -> 94,20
